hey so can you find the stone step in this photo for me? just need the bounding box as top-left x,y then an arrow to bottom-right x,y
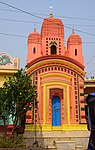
24,131 -> 89,149
75,145 -> 84,150
42,131 -> 89,138
54,140 -> 75,150
46,145 -> 57,150
24,131 -> 89,138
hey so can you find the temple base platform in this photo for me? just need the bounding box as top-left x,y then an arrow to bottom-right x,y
24,124 -> 89,150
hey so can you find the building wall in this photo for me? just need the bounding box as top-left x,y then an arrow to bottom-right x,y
0,52 -> 20,126
0,52 -> 20,87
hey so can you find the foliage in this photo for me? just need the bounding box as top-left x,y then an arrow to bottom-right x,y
0,68 -> 36,138
0,135 -> 25,148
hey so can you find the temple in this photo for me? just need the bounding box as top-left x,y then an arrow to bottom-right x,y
26,12 -> 86,131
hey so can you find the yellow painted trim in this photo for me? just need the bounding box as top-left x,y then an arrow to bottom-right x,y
51,126 -> 63,130
46,84 -> 67,89
79,81 -> 84,84
0,69 -> 18,74
41,73 -> 71,79
37,76 -> 40,101
46,87 -> 49,124
46,84 -> 67,124
25,124 -> 88,131
40,80 -> 71,125
62,124 -> 87,131
67,86 -> 70,125
43,85 -> 46,124
71,78 -> 76,123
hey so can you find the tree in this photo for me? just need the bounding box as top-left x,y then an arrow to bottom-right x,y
0,87 -> 11,139
0,68 -> 36,139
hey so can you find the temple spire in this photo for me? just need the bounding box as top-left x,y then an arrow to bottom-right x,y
72,28 -> 74,34
34,24 -> 36,32
49,6 -> 53,18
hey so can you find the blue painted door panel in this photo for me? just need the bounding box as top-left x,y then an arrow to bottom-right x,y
52,96 -> 61,126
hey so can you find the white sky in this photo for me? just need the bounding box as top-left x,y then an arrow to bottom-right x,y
0,0 -> 95,77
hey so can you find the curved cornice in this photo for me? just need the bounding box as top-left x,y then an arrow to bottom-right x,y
26,55 -> 85,70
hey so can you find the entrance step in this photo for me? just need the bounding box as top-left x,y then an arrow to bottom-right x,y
46,145 -> 57,150
54,140 -> 75,150
75,145 -> 84,150
24,131 -> 89,149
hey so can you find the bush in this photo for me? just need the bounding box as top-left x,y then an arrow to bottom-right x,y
0,135 -> 25,148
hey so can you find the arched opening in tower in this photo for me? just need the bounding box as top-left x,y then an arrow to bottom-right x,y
51,45 -> 57,54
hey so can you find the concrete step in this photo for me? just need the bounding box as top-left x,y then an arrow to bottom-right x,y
46,145 -> 57,150
42,131 -> 89,138
24,131 -> 89,138
54,140 -> 75,150
75,145 -> 84,150
24,131 -> 89,149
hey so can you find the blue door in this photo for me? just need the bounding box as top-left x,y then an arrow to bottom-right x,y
52,96 -> 61,126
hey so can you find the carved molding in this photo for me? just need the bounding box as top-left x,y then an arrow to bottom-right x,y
50,88 -> 63,99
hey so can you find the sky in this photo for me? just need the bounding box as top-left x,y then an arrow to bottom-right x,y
0,0 -> 95,78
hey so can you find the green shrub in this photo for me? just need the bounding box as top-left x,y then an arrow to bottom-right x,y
0,135 -> 25,148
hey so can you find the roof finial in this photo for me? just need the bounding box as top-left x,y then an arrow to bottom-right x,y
34,24 -> 36,32
49,6 -> 53,18
72,28 -> 74,34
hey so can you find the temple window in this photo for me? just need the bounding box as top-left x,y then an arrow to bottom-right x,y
48,67 -> 50,71
61,68 -> 63,71
68,70 -> 70,73
74,73 -> 76,77
51,67 -> 53,70
75,49 -> 77,56
42,69 -> 44,72
33,47 -> 36,53
51,45 -> 57,54
45,68 -> 47,71
55,67 -> 57,70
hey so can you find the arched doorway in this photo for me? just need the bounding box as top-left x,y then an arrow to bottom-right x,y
51,45 -> 57,54
52,96 -> 61,126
